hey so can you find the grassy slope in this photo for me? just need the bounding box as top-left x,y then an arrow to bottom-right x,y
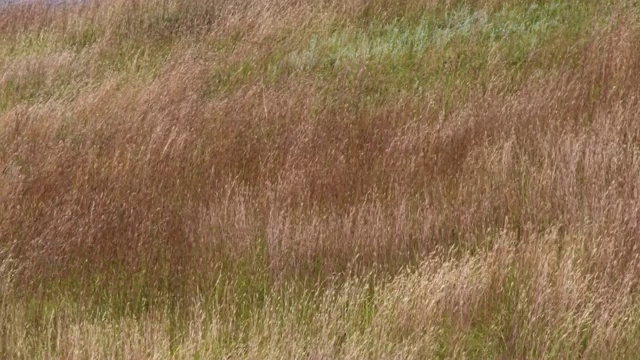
2,0 -> 640,358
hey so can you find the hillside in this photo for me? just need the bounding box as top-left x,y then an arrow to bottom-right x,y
2,0 -> 640,358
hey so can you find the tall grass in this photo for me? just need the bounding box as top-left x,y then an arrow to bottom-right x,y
2,0 -> 640,358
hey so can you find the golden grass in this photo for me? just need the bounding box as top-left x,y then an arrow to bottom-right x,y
1,0 -> 640,358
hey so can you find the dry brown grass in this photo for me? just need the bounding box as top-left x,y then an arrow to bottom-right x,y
1,0 -> 640,358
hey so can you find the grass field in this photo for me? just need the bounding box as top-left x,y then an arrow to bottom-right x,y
2,0 -> 640,358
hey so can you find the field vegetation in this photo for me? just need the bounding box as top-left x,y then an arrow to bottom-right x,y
2,0 -> 640,358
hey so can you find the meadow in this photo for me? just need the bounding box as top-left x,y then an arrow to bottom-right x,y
2,0 -> 640,358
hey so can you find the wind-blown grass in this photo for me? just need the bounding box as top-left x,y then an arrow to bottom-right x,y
1,0 -> 640,358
